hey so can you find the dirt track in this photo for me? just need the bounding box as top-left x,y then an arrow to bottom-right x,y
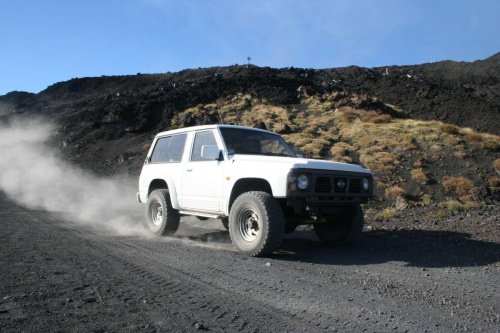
0,191 -> 498,332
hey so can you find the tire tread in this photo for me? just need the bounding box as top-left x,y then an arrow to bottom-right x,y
229,191 -> 284,257
145,189 -> 180,236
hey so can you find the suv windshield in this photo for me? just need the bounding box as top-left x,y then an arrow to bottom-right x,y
220,128 -> 296,157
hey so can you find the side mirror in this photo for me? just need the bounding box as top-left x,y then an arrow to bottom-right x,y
201,145 -> 221,160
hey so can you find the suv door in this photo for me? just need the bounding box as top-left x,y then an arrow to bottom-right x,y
179,130 -> 225,212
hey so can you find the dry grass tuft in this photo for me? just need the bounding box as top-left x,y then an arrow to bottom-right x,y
443,135 -> 462,147
241,104 -> 292,131
438,200 -> 463,212
330,142 -> 356,162
494,159 -> 500,172
360,151 -> 399,171
464,201 -> 481,209
489,177 -> 500,187
372,114 -> 392,123
359,111 -> 379,122
411,168 -> 428,184
360,112 -> 392,124
443,177 -> 474,196
336,107 -> 359,123
285,134 -> 331,159
484,141 -> 499,150
413,160 -> 423,168
173,101 -> 221,127
333,155 -> 354,163
459,194 -> 473,202
142,143 -> 151,150
429,209 -> 448,219
375,207 -> 399,220
465,132 -> 482,143
440,124 -> 459,134
453,151 -> 468,159
421,194 -> 433,206
439,200 -> 480,212
385,186 -> 406,199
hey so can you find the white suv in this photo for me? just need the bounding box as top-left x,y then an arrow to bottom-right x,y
138,125 -> 373,256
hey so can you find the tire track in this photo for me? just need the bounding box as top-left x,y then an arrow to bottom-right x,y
1,192 -> 498,332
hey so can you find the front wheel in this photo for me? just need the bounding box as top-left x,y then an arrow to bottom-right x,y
229,191 -> 284,257
314,205 -> 364,245
145,189 -> 180,236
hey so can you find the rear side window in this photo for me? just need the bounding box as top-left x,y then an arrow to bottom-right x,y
150,134 -> 187,163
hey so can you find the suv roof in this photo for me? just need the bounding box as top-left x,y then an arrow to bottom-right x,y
155,124 -> 279,138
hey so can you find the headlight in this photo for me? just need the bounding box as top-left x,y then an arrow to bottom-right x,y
287,172 -> 310,192
362,178 -> 370,191
298,174 -> 309,190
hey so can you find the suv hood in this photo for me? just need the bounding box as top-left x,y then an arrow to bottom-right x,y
231,154 -> 372,175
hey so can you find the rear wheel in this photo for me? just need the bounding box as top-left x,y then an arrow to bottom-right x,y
229,191 -> 284,257
145,189 -> 180,236
314,205 -> 364,245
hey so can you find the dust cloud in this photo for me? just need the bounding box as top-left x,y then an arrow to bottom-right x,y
0,118 -> 238,251
0,118 -> 146,236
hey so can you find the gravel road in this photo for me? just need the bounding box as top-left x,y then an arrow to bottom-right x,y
0,191 -> 498,332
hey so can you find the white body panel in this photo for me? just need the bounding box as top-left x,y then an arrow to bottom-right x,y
180,159 -> 225,212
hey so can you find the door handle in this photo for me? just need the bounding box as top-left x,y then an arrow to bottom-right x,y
186,168 -> 193,172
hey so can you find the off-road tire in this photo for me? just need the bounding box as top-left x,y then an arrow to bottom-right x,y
229,191 -> 284,257
314,205 -> 364,245
145,189 -> 180,236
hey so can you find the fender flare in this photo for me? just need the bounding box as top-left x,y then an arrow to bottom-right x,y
164,176 -> 181,210
147,176 -> 181,210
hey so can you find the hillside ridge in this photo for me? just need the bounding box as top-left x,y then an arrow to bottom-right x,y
1,53 -> 499,135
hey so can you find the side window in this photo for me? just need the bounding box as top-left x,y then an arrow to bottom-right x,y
191,131 -> 218,162
150,134 -> 187,163
150,137 -> 171,163
165,134 -> 187,162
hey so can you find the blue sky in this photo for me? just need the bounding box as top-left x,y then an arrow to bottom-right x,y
1,0 -> 499,95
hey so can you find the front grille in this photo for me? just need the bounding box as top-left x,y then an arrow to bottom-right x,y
313,176 -> 365,194
315,177 -> 331,193
350,179 -> 361,193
